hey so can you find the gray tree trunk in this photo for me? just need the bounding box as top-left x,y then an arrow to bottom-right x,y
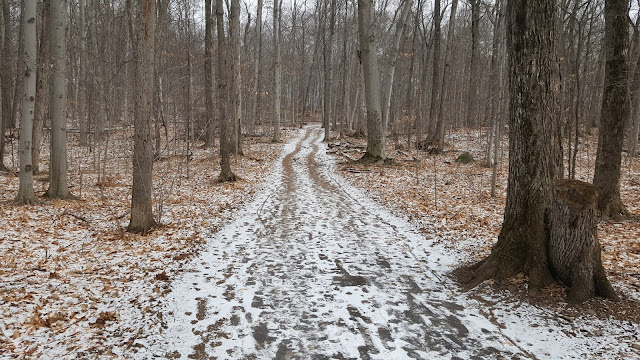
357,0 -> 385,162
78,0 -> 88,145
230,0 -> 242,154
466,0 -> 480,127
32,0 -> 50,175
216,0 -> 236,181
322,0 -> 337,141
252,0 -> 263,133
15,0 -> 37,204
45,0 -> 73,199
204,0 -> 215,148
127,0 -> 156,233
272,0 -> 282,142
0,0 -> 6,171
382,0 -> 413,138
593,0 -> 630,219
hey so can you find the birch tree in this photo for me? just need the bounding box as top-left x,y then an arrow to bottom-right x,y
45,0 -> 73,199
15,0 -> 37,204
127,0 -> 156,233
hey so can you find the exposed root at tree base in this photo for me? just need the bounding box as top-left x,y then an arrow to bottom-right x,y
356,152 -> 386,164
217,172 -> 238,183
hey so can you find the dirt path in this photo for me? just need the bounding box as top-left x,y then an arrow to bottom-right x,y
157,127 -> 526,359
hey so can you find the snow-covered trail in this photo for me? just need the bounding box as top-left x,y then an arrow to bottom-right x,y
156,126 -> 526,359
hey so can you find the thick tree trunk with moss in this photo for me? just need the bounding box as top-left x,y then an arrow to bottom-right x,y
549,179 -> 619,303
127,0 -> 157,233
457,0 -> 558,293
357,0 -> 385,162
593,0 -> 630,219
15,0 -> 38,204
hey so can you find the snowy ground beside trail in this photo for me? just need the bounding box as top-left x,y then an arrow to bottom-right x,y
139,126 -> 640,360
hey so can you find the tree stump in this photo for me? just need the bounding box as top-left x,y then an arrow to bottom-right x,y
549,179 -> 620,304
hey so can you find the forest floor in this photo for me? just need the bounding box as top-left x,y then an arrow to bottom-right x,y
0,124 -> 639,359
332,127 -> 640,344
0,127 -> 296,358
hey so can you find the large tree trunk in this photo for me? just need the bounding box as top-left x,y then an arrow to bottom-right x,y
420,0 -> 441,150
457,0 -> 558,294
216,0 -> 236,182
45,0 -> 73,199
272,0 -> 282,142
593,0 -> 630,219
549,179 -> 620,303
1,0 -> 12,141
357,0 -> 385,162
127,0 -> 157,233
15,0 -> 37,204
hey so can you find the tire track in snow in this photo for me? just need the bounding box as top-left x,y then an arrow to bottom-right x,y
157,126 -> 530,360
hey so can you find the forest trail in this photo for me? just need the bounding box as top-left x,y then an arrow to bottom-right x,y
157,126 -> 526,359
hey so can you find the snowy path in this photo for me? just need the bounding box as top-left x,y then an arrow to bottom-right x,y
157,127 -> 527,359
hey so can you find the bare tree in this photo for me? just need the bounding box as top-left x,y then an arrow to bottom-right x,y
357,0 -> 385,162
592,0 -> 630,219
216,0 -> 237,181
204,0 -> 215,148
230,0 -> 242,154
0,0 -> 6,171
322,0 -> 337,141
272,0 -> 282,142
127,0 -> 157,233
45,0 -> 73,199
252,0 -> 264,134
458,0 -> 559,294
15,0 -> 38,204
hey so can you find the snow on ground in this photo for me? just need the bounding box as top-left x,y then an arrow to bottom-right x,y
0,128 -> 295,359
139,126 -> 639,359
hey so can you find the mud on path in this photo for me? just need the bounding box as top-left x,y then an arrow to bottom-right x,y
157,127 -> 527,359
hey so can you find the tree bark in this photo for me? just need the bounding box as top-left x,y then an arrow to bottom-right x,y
322,0 -> 337,141
216,0 -> 236,182
457,0 -> 558,294
229,0 -> 242,154
272,0 -> 282,142
0,0 -> 6,171
32,1 -> 49,175
466,0 -> 480,127
357,0 -> 386,162
593,0 -> 630,219
252,0 -> 263,133
382,0 -> 413,137
45,0 -> 73,199
549,179 -> 620,303
204,0 -> 215,148
15,0 -> 37,204
127,0 -> 157,233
